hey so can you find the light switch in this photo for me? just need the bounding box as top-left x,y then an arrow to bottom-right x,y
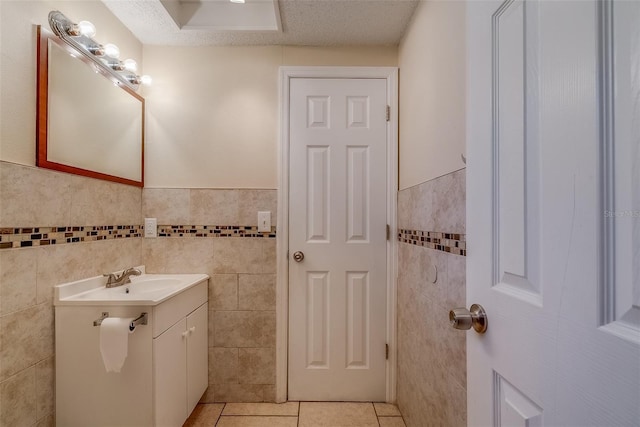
258,211 -> 271,232
144,218 -> 157,238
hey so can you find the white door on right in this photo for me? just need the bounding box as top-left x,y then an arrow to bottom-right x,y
467,0 -> 640,425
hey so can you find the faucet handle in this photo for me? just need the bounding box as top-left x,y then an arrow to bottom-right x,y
120,267 -> 142,285
103,273 -> 117,286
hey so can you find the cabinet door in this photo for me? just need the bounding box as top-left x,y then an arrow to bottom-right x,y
186,303 -> 208,414
154,318 -> 187,427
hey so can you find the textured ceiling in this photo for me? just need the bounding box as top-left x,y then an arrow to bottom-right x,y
101,0 -> 420,46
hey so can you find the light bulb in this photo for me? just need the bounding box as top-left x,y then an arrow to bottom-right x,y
140,75 -> 152,86
230,0 -> 245,3
104,43 -> 120,59
77,21 -> 96,37
123,59 -> 137,73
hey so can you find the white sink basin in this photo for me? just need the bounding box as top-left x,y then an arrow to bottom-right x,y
54,267 -> 209,306
117,278 -> 182,294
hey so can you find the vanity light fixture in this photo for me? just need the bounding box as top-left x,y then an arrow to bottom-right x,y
48,10 -> 150,91
230,0 -> 246,3
85,44 -> 105,57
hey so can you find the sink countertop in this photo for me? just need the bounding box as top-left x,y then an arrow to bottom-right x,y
54,267 -> 209,306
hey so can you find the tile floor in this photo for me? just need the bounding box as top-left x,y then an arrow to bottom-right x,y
183,402 -> 406,427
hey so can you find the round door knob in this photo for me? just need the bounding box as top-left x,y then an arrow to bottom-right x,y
449,303 -> 487,334
292,251 -> 305,262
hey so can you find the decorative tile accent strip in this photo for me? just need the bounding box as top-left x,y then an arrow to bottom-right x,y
398,229 -> 466,256
0,224 -> 278,250
158,225 -> 276,238
0,225 -> 142,250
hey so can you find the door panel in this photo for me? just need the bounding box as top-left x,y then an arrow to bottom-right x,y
288,78 -> 387,401
467,0 -> 640,425
493,0 -> 542,304
494,373 -> 543,427
346,271 -> 370,369
306,271 -> 330,369
307,96 -> 330,128
347,96 -> 370,128
346,147 -> 370,242
602,0 -> 640,342
307,146 -> 330,242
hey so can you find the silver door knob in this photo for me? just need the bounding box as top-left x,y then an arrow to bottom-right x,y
449,303 -> 487,334
292,251 -> 305,262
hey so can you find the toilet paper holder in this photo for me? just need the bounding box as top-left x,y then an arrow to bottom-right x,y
93,312 -> 148,331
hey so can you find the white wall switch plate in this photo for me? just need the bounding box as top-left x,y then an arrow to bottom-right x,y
144,218 -> 157,238
258,211 -> 271,232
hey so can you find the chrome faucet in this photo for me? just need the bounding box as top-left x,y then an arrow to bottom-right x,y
103,267 -> 142,288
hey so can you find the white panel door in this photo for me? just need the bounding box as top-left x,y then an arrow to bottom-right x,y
288,78 -> 388,401
467,0 -> 640,425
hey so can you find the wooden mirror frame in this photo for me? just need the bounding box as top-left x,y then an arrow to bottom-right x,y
36,26 -> 145,187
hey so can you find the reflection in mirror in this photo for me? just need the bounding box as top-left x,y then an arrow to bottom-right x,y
48,41 -> 143,181
37,27 -> 145,187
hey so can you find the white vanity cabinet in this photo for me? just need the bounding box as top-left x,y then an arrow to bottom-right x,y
55,273 -> 209,427
154,302 -> 208,425
186,305 -> 208,413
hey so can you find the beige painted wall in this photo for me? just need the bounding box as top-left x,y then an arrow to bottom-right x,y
0,0 -> 397,189
398,0 -> 466,190
143,45 -> 397,189
0,0 -> 142,166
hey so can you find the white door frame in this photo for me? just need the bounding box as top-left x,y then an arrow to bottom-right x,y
276,66 -> 399,403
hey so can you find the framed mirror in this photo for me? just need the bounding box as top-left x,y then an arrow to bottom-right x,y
36,26 -> 144,187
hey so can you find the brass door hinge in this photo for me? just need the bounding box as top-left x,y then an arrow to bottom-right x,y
385,343 -> 389,360
386,224 -> 390,240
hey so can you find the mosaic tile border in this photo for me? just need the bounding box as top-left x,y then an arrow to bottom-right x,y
0,224 -> 278,250
0,225 -> 142,249
398,228 -> 466,256
158,225 -> 276,238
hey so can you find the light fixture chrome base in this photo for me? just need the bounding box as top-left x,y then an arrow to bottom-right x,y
48,10 -> 142,91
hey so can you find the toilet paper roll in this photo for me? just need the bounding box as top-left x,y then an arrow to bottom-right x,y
99,317 -> 135,373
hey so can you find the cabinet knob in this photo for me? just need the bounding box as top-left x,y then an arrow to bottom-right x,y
182,326 -> 196,338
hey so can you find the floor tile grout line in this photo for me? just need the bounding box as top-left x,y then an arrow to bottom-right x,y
218,415 -> 299,417
214,403 -> 226,427
198,401 -> 404,426
373,402 -> 382,427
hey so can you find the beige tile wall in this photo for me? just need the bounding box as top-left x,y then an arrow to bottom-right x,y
396,169 -> 467,427
142,188 -> 277,403
0,162 -> 279,424
0,161 -> 143,426
5,159 -> 464,421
